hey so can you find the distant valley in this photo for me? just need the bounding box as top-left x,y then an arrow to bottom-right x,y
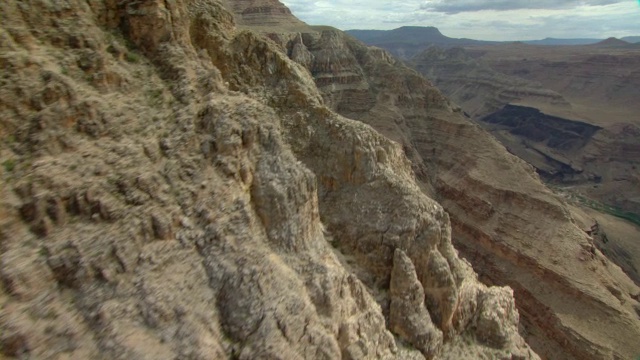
349,26 -> 640,213
350,26 -> 640,284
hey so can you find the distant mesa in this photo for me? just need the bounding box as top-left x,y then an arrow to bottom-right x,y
621,36 -> 640,43
523,37 -> 602,45
348,26 -> 640,50
590,37 -> 631,47
346,26 -> 497,59
346,26 -> 447,45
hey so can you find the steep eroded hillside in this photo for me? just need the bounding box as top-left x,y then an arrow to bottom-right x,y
236,12 -> 640,360
0,1 -> 537,359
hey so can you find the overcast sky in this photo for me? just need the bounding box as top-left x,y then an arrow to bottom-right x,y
280,0 -> 640,40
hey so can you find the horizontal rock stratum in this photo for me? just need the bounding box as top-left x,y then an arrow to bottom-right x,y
0,1 -> 638,360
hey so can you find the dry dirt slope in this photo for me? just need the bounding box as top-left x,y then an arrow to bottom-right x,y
228,3 -> 640,359
0,0 -> 538,359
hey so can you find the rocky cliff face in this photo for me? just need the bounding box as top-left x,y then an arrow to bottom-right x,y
244,16 -> 640,360
0,1 -> 538,359
407,43 -> 640,220
474,44 -> 640,118
224,0 -> 308,31
409,46 -> 569,119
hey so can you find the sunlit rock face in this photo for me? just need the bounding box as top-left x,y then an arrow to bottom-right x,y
1,1 -> 638,360
235,5 -> 640,360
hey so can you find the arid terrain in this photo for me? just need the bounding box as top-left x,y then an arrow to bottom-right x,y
349,28 -> 640,290
466,40 -> 640,126
1,2 -> 640,360
411,40 -> 640,286
351,29 -> 640,218
471,41 -> 640,217
409,40 -> 640,206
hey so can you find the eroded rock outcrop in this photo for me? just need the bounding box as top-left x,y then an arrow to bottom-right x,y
390,249 -> 443,358
0,0 -> 538,359
227,0 -> 309,31
259,19 -> 640,360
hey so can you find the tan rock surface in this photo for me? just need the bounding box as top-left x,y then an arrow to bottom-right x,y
0,0 -> 538,359
261,23 -> 640,360
224,0 -> 310,31
390,249 -> 443,358
407,42 -> 640,285
409,46 -> 569,119
409,43 -> 640,219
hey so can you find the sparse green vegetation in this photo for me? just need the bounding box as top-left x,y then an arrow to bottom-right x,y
576,194 -> 640,228
125,51 -> 141,63
147,89 -> 162,99
551,185 -> 640,228
602,208 -> 640,227
2,159 -> 15,172
146,88 -> 163,106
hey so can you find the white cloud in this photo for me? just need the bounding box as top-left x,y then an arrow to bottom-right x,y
421,0 -> 621,14
280,0 -> 640,40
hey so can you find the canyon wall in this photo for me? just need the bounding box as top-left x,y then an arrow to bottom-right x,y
0,1 -> 539,359
247,16 -> 640,360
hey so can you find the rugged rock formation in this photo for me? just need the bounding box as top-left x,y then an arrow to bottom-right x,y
389,249 -> 443,358
224,0 -> 309,31
254,20 -> 640,360
473,44 -> 640,216
409,46 -> 569,119
369,39 -> 640,281
0,0 -> 537,359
